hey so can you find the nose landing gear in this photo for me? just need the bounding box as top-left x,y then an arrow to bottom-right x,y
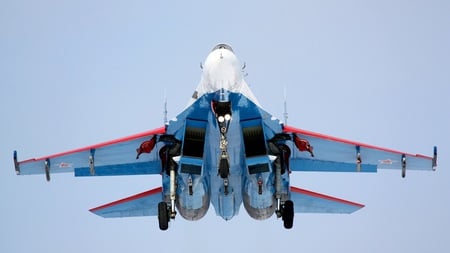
219,153 -> 230,195
213,98 -> 232,196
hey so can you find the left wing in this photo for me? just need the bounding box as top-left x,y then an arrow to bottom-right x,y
14,127 -> 166,180
284,125 -> 437,177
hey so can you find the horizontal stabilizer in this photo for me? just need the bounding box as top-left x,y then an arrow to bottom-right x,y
90,187 -> 163,218
290,186 -> 364,214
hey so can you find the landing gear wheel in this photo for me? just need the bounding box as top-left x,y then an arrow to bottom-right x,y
219,157 -> 229,179
158,202 -> 169,231
282,200 -> 294,229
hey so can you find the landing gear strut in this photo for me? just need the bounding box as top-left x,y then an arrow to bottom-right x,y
157,135 -> 181,230
268,134 -> 293,228
268,134 -> 295,229
218,137 -> 230,195
169,166 -> 177,219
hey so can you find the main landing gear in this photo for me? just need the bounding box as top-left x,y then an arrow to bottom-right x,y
157,135 -> 181,231
158,172 -> 182,230
268,134 -> 295,229
157,167 -> 178,231
274,199 -> 294,229
158,202 -> 170,230
281,200 -> 294,229
157,198 -> 178,231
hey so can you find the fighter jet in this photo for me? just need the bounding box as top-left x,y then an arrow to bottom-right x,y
13,44 -> 437,230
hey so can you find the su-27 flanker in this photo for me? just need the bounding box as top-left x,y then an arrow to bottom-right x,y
14,44 -> 437,230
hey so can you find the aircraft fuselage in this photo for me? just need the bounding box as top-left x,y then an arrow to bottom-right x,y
160,44 -> 290,221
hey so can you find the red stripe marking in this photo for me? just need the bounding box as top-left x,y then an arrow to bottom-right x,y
89,187 -> 163,212
290,186 -> 365,208
283,125 -> 432,160
20,127 -> 166,163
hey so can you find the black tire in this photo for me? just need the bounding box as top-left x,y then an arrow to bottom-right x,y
282,200 -> 294,229
158,202 -> 169,231
219,158 -> 229,179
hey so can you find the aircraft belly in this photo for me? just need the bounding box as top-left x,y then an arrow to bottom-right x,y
208,112 -> 243,220
166,91 -> 284,221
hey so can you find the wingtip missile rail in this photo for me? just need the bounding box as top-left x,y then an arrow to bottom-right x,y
432,146 -> 438,170
13,150 -> 20,175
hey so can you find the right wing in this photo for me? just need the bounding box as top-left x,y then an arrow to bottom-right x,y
284,125 -> 437,175
14,127 -> 166,179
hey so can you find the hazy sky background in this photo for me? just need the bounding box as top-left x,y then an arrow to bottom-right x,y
1,1 -> 449,252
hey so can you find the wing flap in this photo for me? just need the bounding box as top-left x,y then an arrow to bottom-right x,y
74,161 -> 161,176
90,187 -> 163,218
15,127 -> 165,177
290,186 -> 364,214
284,125 -> 436,173
290,158 -> 377,173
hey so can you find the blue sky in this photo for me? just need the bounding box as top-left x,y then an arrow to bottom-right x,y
1,1 -> 449,252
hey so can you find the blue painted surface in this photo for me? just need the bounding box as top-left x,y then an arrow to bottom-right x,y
290,189 -> 363,214
287,133 -> 434,172
75,161 -> 161,176
290,158 -> 377,173
17,135 -> 163,176
91,188 -> 163,218
15,87 -> 434,221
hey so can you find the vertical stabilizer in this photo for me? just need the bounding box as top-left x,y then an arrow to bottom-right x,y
164,91 -> 168,125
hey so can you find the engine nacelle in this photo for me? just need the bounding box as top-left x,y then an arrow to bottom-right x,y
242,183 -> 276,220
176,173 -> 210,221
242,156 -> 276,220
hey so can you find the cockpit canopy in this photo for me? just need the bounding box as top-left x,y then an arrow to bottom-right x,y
212,44 -> 234,52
